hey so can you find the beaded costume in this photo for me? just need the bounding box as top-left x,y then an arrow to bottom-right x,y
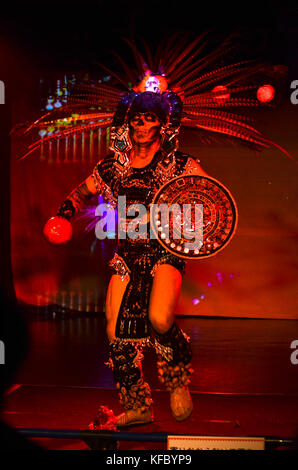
92,148 -> 195,340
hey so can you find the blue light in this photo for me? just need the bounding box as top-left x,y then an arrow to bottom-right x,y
38,129 -> 47,138
54,100 -> 62,108
106,231 -> 117,239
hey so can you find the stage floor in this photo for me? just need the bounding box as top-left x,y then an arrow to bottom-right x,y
2,384 -> 298,450
1,315 -> 298,450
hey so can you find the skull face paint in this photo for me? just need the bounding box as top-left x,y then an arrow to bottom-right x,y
129,112 -> 161,145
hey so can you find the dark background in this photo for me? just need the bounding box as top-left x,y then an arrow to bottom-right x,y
1,0 -> 298,73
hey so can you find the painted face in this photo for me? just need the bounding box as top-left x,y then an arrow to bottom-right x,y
129,112 -> 161,145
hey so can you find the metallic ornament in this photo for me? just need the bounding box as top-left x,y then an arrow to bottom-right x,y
150,174 -> 238,259
109,125 -> 132,154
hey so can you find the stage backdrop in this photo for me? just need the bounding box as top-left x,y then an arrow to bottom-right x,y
11,101 -> 298,319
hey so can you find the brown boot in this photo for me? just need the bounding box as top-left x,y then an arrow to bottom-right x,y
116,406 -> 154,428
170,386 -> 193,421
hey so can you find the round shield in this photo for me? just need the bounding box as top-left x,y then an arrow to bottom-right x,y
150,174 -> 238,259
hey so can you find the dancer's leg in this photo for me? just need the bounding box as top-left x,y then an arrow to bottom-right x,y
105,273 -> 130,340
149,264 -> 182,334
149,264 -> 193,421
105,273 -> 153,427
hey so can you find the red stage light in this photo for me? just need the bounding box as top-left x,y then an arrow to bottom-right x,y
43,216 -> 73,244
257,84 -> 275,103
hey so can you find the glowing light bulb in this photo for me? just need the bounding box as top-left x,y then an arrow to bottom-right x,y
257,84 -> 275,103
54,99 -> 62,108
145,76 -> 161,93
45,97 -> 54,110
47,125 -> 55,135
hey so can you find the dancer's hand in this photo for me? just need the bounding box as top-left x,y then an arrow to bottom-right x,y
43,216 -> 73,244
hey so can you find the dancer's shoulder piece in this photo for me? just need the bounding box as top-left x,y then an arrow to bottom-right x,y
174,151 -> 205,175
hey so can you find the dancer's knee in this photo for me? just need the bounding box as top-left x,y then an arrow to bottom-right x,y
149,312 -> 174,335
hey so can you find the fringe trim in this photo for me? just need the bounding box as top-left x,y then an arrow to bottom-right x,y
152,327 -> 190,362
153,339 -> 173,362
105,337 -> 152,369
109,336 -> 152,347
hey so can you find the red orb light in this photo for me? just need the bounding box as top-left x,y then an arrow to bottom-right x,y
257,84 -> 275,103
43,216 -> 73,244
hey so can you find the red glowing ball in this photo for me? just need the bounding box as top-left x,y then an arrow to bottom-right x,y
257,84 -> 275,103
43,216 -> 73,244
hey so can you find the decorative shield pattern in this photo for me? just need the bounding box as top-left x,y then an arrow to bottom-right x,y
150,174 -> 238,259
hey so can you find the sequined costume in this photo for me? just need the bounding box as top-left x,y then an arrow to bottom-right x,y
92,148 -> 195,340
92,144 -> 196,422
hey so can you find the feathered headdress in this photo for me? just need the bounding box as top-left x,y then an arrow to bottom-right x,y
18,32 -> 295,161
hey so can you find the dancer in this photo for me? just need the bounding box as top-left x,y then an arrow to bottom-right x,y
53,88 -> 209,427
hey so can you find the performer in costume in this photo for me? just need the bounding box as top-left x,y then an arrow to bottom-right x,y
33,35 -> 294,428
55,88 -> 209,426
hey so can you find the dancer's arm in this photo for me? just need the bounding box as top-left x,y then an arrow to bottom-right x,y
44,159 -> 113,244
56,157 -> 113,220
44,168 -> 107,244
56,175 -> 98,220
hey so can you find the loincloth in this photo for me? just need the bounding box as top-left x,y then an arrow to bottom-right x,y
108,238 -> 186,341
